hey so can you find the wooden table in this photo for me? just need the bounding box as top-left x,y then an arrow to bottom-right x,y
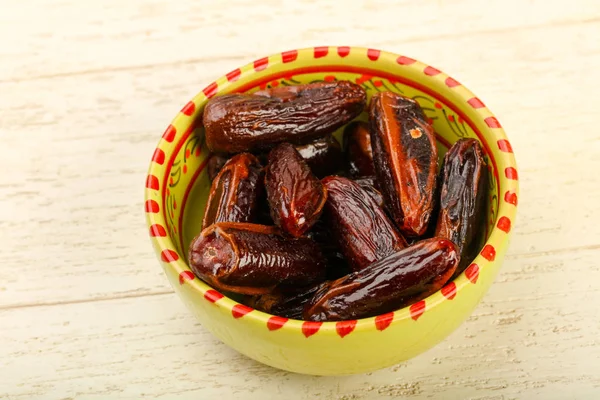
2,1 -> 599,398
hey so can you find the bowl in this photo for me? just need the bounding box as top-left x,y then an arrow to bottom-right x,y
144,46 -> 519,376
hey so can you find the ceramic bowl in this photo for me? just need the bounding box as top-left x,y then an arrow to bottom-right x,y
144,46 -> 519,376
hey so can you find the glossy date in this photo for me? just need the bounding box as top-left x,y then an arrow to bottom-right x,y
305,219 -> 351,280
265,143 -> 327,237
343,121 -> 375,177
322,176 -> 406,271
435,138 -> 488,277
202,153 -> 264,229
294,135 -> 343,178
369,92 -> 438,238
203,81 -> 366,153
250,283 -> 326,320
188,222 -> 326,295
353,176 -> 384,209
303,238 -> 459,321
207,154 -> 229,182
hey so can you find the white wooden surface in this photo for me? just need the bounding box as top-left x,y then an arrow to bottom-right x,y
1,1 -> 599,398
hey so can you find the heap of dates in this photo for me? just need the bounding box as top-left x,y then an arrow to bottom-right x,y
188,80 -> 487,322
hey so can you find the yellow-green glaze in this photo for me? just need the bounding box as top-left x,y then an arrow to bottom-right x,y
145,47 -> 519,376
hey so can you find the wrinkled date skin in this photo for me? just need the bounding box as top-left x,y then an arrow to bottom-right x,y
369,92 -> 439,238
303,238 -> 459,321
322,176 -> 407,272
250,283 -> 326,320
203,81 -> 367,153
202,153 -> 264,229
265,143 -> 328,237
353,176 -> 384,209
252,136 -> 343,178
294,135 -> 343,178
207,154 -> 229,182
435,138 -> 488,277
305,219 -> 351,280
188,222 -> 326,295
344,121 -> 375,177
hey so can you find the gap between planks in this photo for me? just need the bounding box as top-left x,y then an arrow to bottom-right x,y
2,15 -> 600,84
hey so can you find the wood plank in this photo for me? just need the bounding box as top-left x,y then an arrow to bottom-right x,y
1,21 -> 599,308
1,248 -> 599,399
2,0 -> 600,81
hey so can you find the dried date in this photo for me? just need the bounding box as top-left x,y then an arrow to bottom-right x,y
305,219 -> 352,280
353,176 -> 384,209
435,138 -> 488,278
202,153 -> 264,229
207,154 -> 229,182
303,238 -> 459,321
343,121 -> 375,177
188,222 -> 326,295
322,176 -> 407,271
294,135 -> 343,178
203,81 -> 366,153
265,143 -> 327,237
369,92 -> 438,237
250,283 -> 326,320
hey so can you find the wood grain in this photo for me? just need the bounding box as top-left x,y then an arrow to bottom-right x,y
2,0 -> 600,82
2,248 -> 599,399
1,0 -> 599,398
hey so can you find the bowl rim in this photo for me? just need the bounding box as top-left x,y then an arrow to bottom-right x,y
145,46 -> 519,336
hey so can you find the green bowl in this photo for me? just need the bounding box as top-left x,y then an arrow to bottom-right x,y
145,46 -> 519,376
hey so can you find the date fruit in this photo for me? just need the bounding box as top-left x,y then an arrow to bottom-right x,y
202,153 -> 264,229
207,154 -> 229,182
353,176 -> 384,208
294,135 -> 343,178
203,81 -> 367,153
322,176 -> 407,271
265,143 -> 327,237
303,238 -> 459,321
305,219 -> 352,280
344,121 -> 375,177
369,92 -> 439,238
435,138 -> 488,277
188,222 -> 326,295
250,283 -> 326,320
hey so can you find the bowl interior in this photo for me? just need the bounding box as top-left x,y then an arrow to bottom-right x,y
145,48 -> 518,374
146,47 -> 519,327
170,74 -> 500,259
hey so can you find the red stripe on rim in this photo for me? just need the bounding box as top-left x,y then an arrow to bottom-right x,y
367,48 -> 380,61
162,125 -> 176,142
396,56 -> 416,65
314,46 -> 329,58
178,271 -> 195,284
149,224 -> 167,237
226,68 -> 242,82
505,167 -> 518,180
202,82 -> 218,98
254,57 -> 269,71
445,77 -> 461,87
497,139 -> 513,152
497,216 -> 512,232
467,97 -> 485,108
337,46 -> 350,57
465,263 -> 479,283
424,66 -> 441,76
161,249 -> 179,262
145,199 -> 159,213
282,50 -> 298,63
204,290 -> 224,303
485,116 -> 502,128
152,148 -> 165,165
145,175 -> 159,190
